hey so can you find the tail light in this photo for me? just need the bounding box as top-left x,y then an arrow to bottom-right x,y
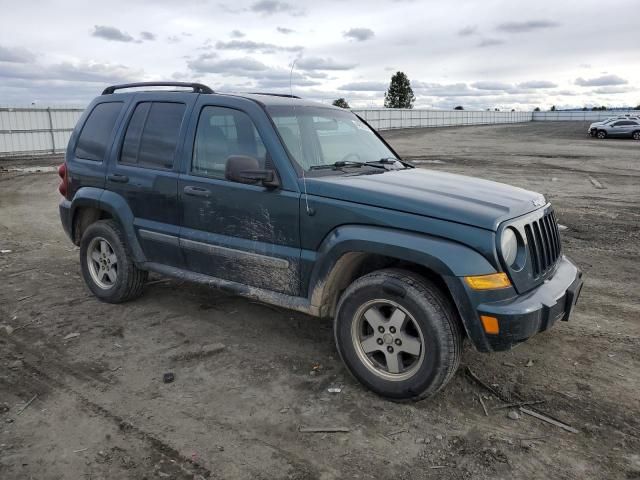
58,163 -> 69,198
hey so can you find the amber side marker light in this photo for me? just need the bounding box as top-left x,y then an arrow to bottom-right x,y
480,315 -> 500,334
464,273 -> 511,290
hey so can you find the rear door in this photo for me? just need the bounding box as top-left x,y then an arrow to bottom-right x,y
177,98 -> 302,296
106,92 -> 196,267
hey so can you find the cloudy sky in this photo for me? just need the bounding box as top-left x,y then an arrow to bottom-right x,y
1,0 -> 638,109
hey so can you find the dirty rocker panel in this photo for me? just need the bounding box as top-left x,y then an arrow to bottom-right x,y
180,237 -> 290,269
143,262 -> 318,316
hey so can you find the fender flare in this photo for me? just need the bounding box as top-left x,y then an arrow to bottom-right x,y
69,187 -> 146,263
307,225 -> 495,303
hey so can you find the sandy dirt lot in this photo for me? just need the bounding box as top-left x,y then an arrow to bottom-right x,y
1,121 -> 639,479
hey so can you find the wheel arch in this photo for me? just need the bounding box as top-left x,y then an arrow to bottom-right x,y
69,188 -> 146,264
307,225 -> 497,323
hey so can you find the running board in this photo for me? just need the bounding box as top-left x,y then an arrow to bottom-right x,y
143,262 -> 319,317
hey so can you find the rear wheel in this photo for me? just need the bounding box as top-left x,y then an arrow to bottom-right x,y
633,131 -> 640,141
80,220 -> 147,303
596,130 -> 607,139
334,269 -> 462,401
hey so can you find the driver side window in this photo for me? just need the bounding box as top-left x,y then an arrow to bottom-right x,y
192,106 -> 267,179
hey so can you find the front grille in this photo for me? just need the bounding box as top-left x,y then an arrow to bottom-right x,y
523,210 -> 562,277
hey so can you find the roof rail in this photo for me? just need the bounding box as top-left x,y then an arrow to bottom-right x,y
248,92 -> 301,99
102,82 -> 214,95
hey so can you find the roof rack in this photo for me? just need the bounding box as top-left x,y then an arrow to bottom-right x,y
248,92 -> 301,99
102,82 -> 214,95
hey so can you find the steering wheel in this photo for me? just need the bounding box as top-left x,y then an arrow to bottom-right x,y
339,152 -> 361,163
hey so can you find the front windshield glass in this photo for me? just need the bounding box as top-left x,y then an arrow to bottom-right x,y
267,106 -> 397,172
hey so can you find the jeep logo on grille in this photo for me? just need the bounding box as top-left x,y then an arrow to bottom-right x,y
532,196 -> 546,208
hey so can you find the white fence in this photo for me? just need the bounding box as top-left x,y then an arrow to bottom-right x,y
0,107 -> 84,157
532,110 -> 638,121
352,109 -> 532,130
1,105 -> 638,158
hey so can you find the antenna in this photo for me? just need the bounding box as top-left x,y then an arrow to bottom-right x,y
290,59 -> 311,215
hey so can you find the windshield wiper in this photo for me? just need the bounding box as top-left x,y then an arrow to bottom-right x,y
309,160 -> 386,171
365,157 -> 415,169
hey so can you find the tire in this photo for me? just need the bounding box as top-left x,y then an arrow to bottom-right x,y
79,219 -> 147,303
633,131 -> 640,141
596,130 -> 607,139
334,268 -> 463,401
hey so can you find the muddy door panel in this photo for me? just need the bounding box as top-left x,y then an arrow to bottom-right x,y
179,177 -> 301,295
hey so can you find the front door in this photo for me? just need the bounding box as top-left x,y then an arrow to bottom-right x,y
178,104 -> 301,296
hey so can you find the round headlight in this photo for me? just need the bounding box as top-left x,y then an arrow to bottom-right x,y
501,228 -> 518,266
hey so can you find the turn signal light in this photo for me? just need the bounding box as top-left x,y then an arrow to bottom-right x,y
464,273 -> 511,290
480,315 -> 500,334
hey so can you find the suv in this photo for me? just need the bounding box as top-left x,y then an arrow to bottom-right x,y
58,82 -> 583,400
590,119 -> 640,140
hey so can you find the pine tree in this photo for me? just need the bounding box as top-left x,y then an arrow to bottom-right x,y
384,71 -> 415,109
332,98 -> 350,109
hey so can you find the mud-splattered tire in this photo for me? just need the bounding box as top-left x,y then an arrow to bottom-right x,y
596,130 -> 607,139
632,131 -> 640,141
334,268 -> 462,401
79,220 -> 147,303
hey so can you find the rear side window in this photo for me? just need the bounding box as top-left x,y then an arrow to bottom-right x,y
75,102 -> 123,161
120,102 -> 186,169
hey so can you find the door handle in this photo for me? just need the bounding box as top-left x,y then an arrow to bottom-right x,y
183,186 -> 211,198
107,174 -> 129,183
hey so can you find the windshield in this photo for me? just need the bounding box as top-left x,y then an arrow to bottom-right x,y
267,106 -> 397,172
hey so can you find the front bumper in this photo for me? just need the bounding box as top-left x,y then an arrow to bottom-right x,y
448,255 -> 583,352
477,256 -> 582,351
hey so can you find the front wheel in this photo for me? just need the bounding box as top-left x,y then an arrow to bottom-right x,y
80,220 -> 147,303
334,269 -> 462,401
596,130 -> 607,139
633,131 -> 640,141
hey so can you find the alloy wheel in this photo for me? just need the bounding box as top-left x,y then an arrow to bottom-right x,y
87,236 -> 118,289
351,299 -> 425,381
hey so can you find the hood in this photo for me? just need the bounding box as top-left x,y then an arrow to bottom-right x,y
304,169 -> 546,230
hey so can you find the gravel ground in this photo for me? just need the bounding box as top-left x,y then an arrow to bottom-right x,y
1,121 -> 639,479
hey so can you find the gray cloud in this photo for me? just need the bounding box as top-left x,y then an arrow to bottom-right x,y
167,35 -> 181,43
575,74 -> 628,87
0,60 -> 140,83
0,45 -> 36,63
91,25 -> 135,42
250,0 -> 304,16
343,28 -> 375,42
458,25 -> 478,36
215,39 -> 303,53
471,81 -> 513,91
496,20 -> 559,33
140,31 -> 156,41
518,80 -> 557,89
592,86 -> 633,94
477,38 -> 504,47
188,56 -> 268,74
338,81 -> 387,91
296,56 -> 357,71
230,30 -> 245,38
277,27 -> 294,34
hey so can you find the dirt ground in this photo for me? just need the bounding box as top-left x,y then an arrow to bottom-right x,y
1,121 -> 639,480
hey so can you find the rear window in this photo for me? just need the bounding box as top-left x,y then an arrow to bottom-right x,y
75,102 -> 123,161
120,102 -> 186,169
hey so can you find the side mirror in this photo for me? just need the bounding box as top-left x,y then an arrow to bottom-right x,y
225,155 -> 280,189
